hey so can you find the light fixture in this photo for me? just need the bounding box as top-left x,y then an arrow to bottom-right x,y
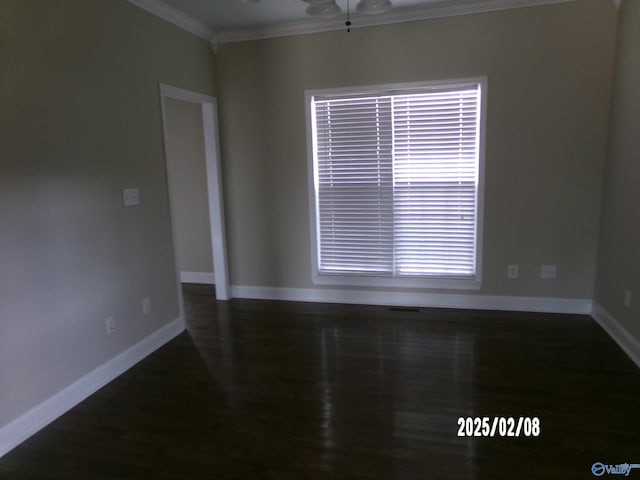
355,0 -> 392,14
301,0 -> 392,31
303,0 -> 342,18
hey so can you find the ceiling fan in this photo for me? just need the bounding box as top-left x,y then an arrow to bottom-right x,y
241,0 -> 393,19
303,0 -> 392,18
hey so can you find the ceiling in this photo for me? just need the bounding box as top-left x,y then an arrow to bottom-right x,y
161,0 -> 444,30
128,0 -> 581,44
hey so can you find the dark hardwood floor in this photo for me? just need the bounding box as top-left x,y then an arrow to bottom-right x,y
1,284 -> 640,479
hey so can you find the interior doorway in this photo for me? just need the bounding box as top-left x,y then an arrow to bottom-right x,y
159,84 -> 230,301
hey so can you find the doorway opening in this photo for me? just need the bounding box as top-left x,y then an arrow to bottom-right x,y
159,84 -> 230,303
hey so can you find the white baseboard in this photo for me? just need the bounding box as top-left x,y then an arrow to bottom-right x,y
591,303 -> 640,368
230,285 -> 592,315
0,316 -> 185,459
180,271 -> 215,284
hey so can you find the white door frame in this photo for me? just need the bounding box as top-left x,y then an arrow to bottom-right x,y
159,83 -> 231,301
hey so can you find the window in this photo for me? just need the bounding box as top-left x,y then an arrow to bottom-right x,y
306,78 -> 486,289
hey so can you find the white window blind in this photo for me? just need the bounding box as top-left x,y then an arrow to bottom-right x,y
310,81 -> 482,281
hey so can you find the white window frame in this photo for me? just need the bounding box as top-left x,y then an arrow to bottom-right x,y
305,77 -> 487,290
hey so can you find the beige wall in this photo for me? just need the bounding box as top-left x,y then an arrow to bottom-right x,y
215,0 -> 617,298
595,0 -> 640,339
164,98 -> 214,275
0,0 -> 215,428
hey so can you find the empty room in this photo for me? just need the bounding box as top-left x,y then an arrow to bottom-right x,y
1,0 -> 639,478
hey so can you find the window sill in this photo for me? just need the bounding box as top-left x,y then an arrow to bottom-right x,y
312,273 -> 482,291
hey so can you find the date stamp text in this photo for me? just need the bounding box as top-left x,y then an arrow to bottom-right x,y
457,416 -> 541,437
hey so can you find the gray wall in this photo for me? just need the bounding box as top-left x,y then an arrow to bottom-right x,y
0,0 -> 215,428
164,98 -> 214,275
215,0 -> 617,299
595,0 -> 640,339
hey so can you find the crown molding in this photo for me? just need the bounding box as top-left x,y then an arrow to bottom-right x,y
127,0 -> 218,50
217,0 -> 576,44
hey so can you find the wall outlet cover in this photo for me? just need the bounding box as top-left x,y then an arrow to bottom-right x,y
105,316 -> 116,335
142,297 -> 151,315
122,188 -> 140,207
540,264 -> 557,279
624,289 -> 632,308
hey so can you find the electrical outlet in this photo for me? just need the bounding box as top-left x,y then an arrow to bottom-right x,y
507,264 -> 519,279
105,316 -> 116,335
624,289 -> 632,308
540,264 -> 557,280
142,297 -> 151,315
122,188 -> 140,207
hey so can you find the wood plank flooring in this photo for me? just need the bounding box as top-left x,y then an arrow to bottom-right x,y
1,284 -> 640,479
